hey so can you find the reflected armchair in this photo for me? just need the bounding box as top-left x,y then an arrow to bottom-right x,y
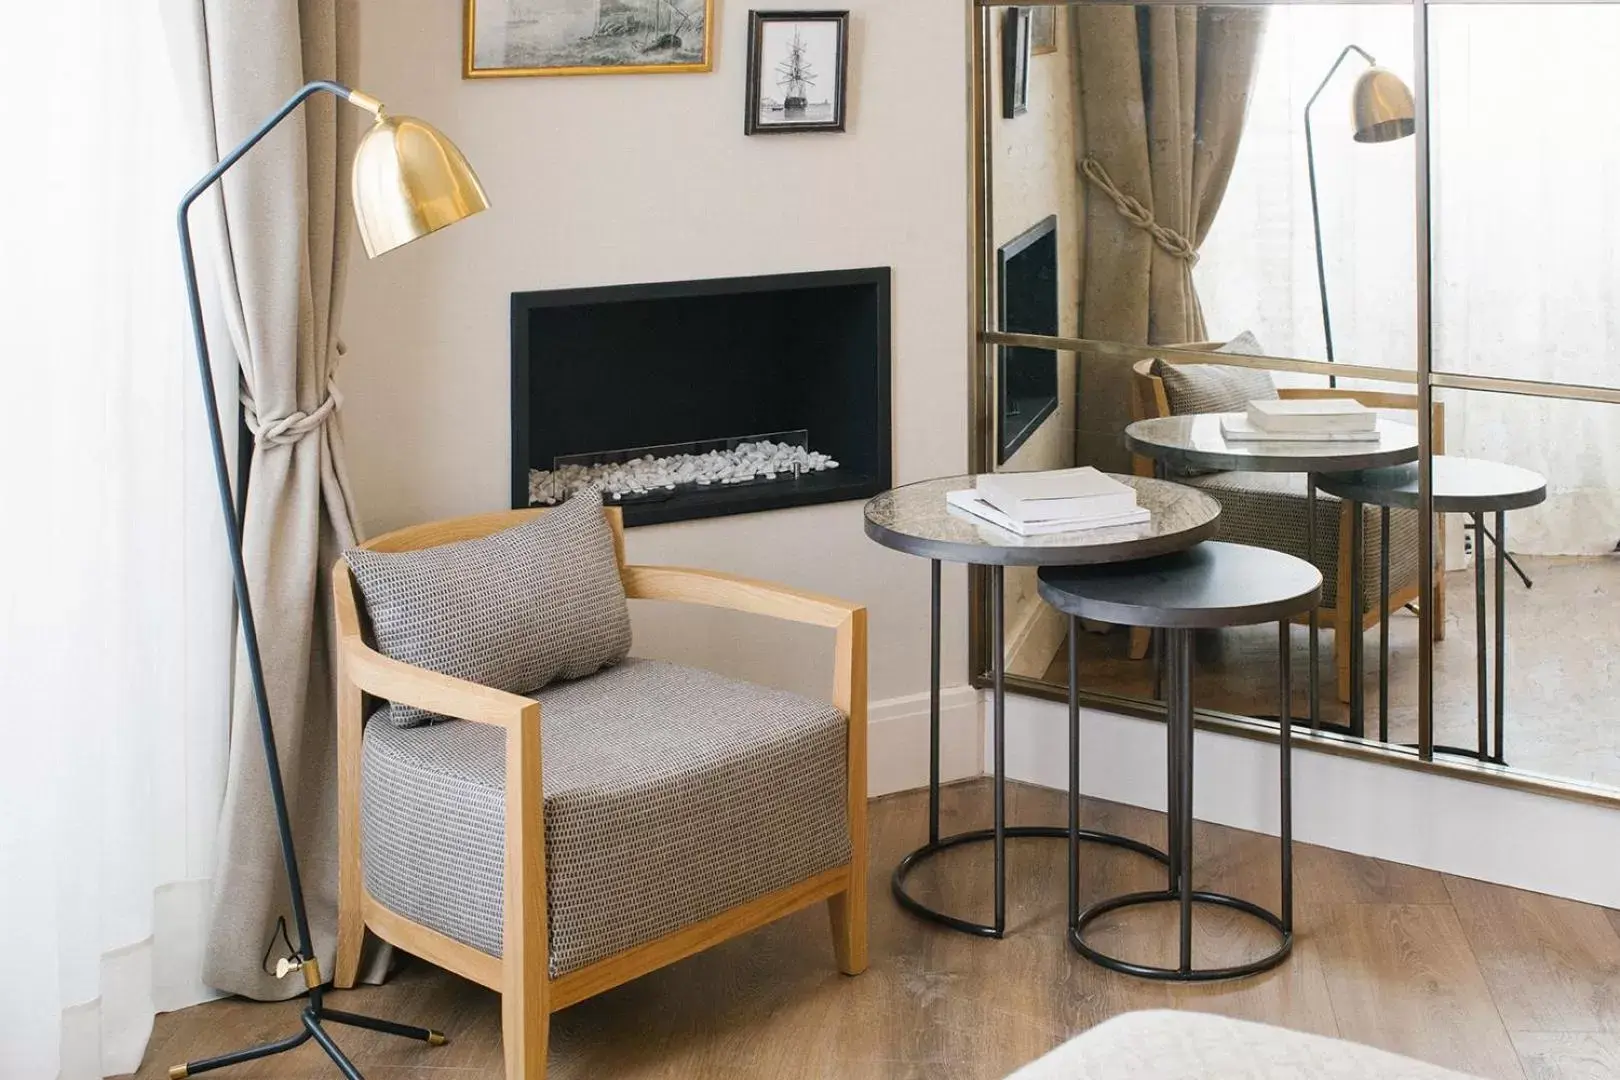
1129,353 -> 1445,704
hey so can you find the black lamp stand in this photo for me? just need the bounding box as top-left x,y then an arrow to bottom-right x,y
170,78 -> 445,1080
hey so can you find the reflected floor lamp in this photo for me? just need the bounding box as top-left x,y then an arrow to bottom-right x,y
172,80 -> 488,1079
1304,45 -> 1415,387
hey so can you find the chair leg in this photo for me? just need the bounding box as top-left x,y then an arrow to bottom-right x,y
502,989 -> 549,1080
334,889 -> 364,990
1334,605 -> 1353,706
827,883 -> 868,975
1128,626 -> 1152,661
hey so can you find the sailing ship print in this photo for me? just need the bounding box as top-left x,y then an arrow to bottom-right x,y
774,28 -> 816,115
747,12 -> 848,133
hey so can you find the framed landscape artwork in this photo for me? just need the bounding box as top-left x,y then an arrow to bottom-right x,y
745,10 -> 850,135
464,0 -> 714,78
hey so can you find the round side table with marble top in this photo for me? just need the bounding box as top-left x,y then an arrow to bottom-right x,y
862,473 -> 1220,939
1316,455 -> 1548,763
1123,412 -> 1421,735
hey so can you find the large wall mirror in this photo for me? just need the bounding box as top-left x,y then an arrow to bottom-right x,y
970,0 -> 1620,804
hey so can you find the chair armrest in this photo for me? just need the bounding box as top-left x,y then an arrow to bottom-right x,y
621,565 -> 863,629
340,638 -> 537,730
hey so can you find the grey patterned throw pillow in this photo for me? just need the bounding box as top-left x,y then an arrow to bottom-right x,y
344,492 -> 632,727
1152,331 -> 1279,416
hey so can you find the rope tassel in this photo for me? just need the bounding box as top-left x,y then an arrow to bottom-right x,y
1081,155 -> 1200,266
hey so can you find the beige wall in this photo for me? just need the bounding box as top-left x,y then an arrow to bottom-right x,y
341,1 -> 972,707
988,10 -> 1081,677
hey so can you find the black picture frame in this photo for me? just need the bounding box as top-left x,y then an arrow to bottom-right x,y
1002,7 -> 1030,119
745,10 -> 851,135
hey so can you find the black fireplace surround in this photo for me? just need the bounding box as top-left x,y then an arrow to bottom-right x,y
511,268 -> 892,526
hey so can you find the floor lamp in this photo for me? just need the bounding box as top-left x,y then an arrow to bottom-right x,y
172,79 -> 488,1080
1305,46 -> 1415,386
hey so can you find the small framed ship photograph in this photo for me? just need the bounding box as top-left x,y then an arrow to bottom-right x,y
745,10 -> 850,135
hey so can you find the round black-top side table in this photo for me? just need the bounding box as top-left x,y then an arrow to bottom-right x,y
1316,456 -> 1547,762
1038,542 -> 1322,981
1124,412 -> 1420,735
863,474 -> 1221,939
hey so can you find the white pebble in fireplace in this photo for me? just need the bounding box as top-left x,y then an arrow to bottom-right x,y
529,440 -> 840,506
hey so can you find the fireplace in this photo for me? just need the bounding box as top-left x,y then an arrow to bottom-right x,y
511,268 -> 892,526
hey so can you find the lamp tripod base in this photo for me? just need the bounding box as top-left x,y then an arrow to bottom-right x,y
168,1001 -> 446,1080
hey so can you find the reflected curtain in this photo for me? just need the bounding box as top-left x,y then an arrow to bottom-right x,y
1070,6 -> 1267,471
165,0 -> 377,1000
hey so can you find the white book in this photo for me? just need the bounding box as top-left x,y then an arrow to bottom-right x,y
974,466 -> 1137,522
947,490 -> 1151,537
1220,416 -> 1382,443
1246,398 -> 1376,434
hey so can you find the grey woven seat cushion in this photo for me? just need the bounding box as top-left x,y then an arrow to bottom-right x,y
1183,471 -> 1421,612
359,658 -> 851,977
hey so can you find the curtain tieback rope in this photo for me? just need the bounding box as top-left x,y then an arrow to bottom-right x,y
244,377 -> 343,447
1081,155 -> 1200,266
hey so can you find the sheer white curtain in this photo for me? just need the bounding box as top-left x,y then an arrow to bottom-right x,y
1429,7 -> 1620,555
1,4 -> 232,1077
1196,6 -> 1620,555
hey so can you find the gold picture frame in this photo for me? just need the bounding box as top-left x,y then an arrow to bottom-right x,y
463,0 -> 716,79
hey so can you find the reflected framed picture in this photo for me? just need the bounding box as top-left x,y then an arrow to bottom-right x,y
745,10 -> 850,135
463,0 -> 714,79
1029,6 -> 1057,55
1002,7 -> 1030,119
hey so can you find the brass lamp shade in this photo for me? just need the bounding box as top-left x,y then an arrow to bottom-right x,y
351,113 -> 489,258
1352,66 -> 1417,143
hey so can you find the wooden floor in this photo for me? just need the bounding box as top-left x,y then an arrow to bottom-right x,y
130,781 -> 1620,1080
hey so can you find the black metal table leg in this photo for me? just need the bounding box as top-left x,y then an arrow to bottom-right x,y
1069,626 -> 1293,982
1068,616 -> 1081,934
1279,621 -> 1294,934
1348,498 -> 1365,738
1379,505 -> 1391,744
893,564 -> 1166,938
1494,510 -> 1507,764
929,559 -> 941,845
1475,510 -> 1488,759
1307,474 -> 1320,729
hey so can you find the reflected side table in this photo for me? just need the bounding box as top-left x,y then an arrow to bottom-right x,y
1123,413 -> 1419,734
862,474 -> 1220,938
1317,457 -> 1547,761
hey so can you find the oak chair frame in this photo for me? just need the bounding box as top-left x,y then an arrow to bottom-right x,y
1129,357 -> 1447,703
330,506 -> 868,1080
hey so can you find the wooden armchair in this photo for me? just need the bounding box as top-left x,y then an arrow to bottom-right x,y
1129,357 -> 1446,704
331,506 -> 867,1080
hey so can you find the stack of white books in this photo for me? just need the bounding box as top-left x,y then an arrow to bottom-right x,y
1220,398 -> 1381,442
947,467 -> 1150,537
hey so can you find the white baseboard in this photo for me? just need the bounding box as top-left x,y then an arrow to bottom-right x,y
867,686 -> 982,797
993,691 -> 1620,909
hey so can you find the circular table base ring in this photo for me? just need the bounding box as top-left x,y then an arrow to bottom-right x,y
1069,889 -> 1293,982
891,827 -> 1169,939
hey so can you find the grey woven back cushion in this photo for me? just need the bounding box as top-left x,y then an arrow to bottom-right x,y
1152,331 -> 1279,416
344,493 -> 631,727
359,658 -> 851,976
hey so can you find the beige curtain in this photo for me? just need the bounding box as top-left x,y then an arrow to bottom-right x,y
167,0 -> 374,1000
1071,6 -> 1267,471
